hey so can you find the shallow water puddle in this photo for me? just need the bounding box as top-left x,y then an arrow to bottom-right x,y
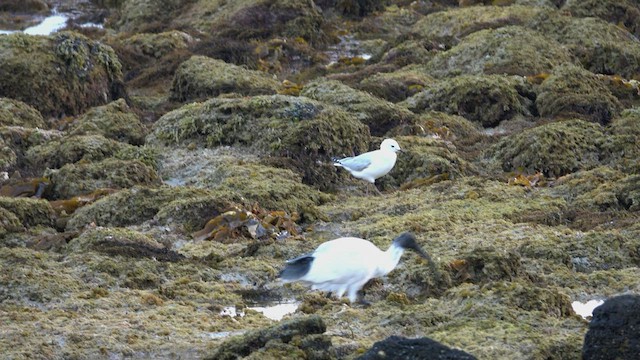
220,301 -> 300,321
571,299 -> 605,319
0,12 -> 103,36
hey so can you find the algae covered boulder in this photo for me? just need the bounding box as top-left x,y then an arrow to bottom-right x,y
563,0 -> 640,47
0,207 -> 24,238
539,17 -> 640,79
536,64 -> 622,124
0,126 -> 63,174
358,66 -> 435,103
48,158 -> 161,199
67,99 -> 146,145
604,108 -> 640,173
148,95 -> 371,188
488,119 -> 605,177
425,26 -> 572,78
300,78 -> 416,136
409,5 -> 553,47
0,197 -> 55,228
0,98 -> 46,128
0,32 -> 125,118
26,134 -> 152,174
402,75 -> 534,128
170,56 -> 280,102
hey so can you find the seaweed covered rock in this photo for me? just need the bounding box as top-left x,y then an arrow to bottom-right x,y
0,32 -> 125,118
148,95 -> 371,189
48,158 -> 161,199
538,17 -> 640,79
603,108 -> 640,174
119,30 -> 194,59
65,186 -> 226,231
409,5 -> 553,47
357,335 -> 477,360
112,0 -> 326,44
206,315 -> 331,360
425,26 -> 572,78
358,65 -> 435,103
378,40 -> 436,67
301,78 -> 416,136
0,98 -> 46,128
583,294 -> 640,360
67,227 -> 184,261
487,119 -> 605,177
563,0 -> 640,40
0,197 -> 55,228
26,134 -> 142,173
536,64 -> 622,124
170,56 -> 280,102
0,207 -> 23,238
380,136 -> 476,190
0,126 -> 63,174
402,75 -> 534,128
67,99 -> 146,145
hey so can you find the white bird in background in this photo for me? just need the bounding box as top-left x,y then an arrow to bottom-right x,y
333,138 -> 403,195
279,232 -> 434,303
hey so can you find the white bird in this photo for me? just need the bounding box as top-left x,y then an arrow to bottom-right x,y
279,232 -> 433,303
333,138 -> 402,195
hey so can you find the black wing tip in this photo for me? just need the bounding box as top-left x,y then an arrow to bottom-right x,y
279,256 -> 314,280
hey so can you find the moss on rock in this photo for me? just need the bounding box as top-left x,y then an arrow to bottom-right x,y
170,56 -> 280,102
358,65 -> 435,103
425,26 -> 572,78
536,64 -> 622,124
148,95 -> 371,189
0,197 -> 55,228
402,75 -> 534,128
48,158 -> 161,199
0,98 -> 46,128
67,227 -> 184,261
300,78 -> 416,136
0,126 -> 63,174
487,119 -> 605,177
67,99 -> 146,145
0,31 -> 125,118
410,5 -> 554,47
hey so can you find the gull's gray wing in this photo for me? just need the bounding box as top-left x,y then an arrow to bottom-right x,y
333,153 -> 372,172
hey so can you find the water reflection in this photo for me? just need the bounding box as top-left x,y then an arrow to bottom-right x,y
219,301 -> 300,321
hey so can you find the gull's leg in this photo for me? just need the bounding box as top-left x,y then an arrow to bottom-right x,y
371,183 -> 383,196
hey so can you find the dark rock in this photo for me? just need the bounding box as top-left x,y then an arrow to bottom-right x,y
357,335 -> 477,360
583,294 -> 640,360
207,315 -> 331,360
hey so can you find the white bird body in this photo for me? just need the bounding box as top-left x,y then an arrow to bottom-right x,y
334,138 -> 402,184
279,233 -> 429,303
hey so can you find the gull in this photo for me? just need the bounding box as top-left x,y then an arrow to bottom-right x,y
333,138 -> 402,195
279,232 -> 434,303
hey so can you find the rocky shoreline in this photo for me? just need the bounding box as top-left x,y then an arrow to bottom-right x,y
1,0 -> 639,358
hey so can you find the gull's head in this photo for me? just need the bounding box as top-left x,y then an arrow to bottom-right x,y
380,138 -> 402,153
393,232 -> 428,258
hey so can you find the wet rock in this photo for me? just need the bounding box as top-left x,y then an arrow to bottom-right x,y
359,66 -> 435,103
487,119 -> 605,177
301,78 -> 416,136
67,227 -> 184,262
170,56 -> 280,102
207,315 -> 332,360
0,98 -> 46,128
67,99 -> 146,145
357,335 -> 477,360
403,75 -> 534,128
583,294 -> 640,360
0,197 -> 55,228
410,5 -> 553,48
48,158 -> 161,199
0,32 -> 125,118
0,0 -> 49,12
426,26 -> 571,78
148,95 -> 371,189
